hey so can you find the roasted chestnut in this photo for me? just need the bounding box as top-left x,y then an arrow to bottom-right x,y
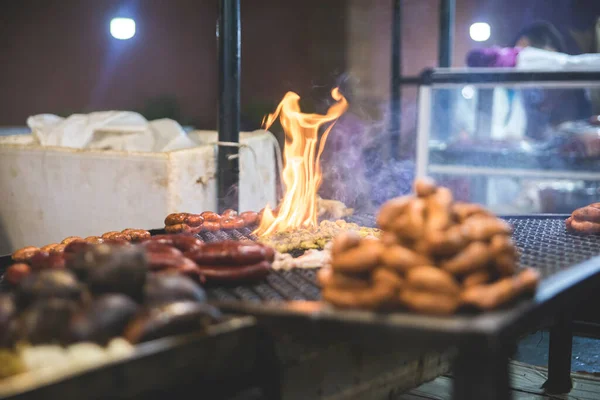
144,274 -> 207,306
69,294 -> 139,345
15,270 -> 83,310
123,301 -> 221,344
12,299 -> 79,345
69,244 -> 148,302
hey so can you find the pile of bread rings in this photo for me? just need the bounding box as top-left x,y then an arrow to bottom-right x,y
164,210 -> 259,234
566,203 -> 600,234
319,178 -> 540,315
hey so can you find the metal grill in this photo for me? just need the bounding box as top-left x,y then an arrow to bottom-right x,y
507,217 -> 600,278
204,216 -> 600,302
3,216 -> 600,301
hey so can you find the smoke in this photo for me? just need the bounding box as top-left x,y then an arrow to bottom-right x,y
318,88 -> 417,214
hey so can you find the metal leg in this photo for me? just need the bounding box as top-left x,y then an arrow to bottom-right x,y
453,339 -> 511,400
543,318 -> 573,394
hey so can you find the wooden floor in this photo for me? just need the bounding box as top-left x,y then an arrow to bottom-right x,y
400,360 -> 600,399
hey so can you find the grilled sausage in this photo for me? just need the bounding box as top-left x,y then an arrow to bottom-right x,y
164,213 -> 189,226
239,211 -> 259,226
12,246 -> 40,263
200,211 -> 221,222
195,261 -> 271,282
5,264 -> 31,286
185,241 -> 273,266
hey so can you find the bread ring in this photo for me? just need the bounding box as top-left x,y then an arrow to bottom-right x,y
331,240 -> 383,273
460,217 -> 512,241
462,270 -> 491,288
372,268 -> 404,292
424,225 -> 466,257
414,177 -> 437,197
380,231 -> 399,247
331,231 -> 362,256
405,266 -> 460,296
376,197 -> 411,230
390,199 -> 426,240
12,246 -> 40,263
424,187 -> 453,232
399,289 -> 459,315
381,245 -> 432,273
322,281 -> 396,310
441,241 -> 490,276
494,254 -> 517,276
489,235 -> 516,256
317,268 -> 370,290
460,268 -> 539,310
452,202 -> 492,222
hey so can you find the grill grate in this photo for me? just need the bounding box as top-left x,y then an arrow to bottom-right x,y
2,216 -> 600,302
507,217 -> 600,278
204,216 -> 600,302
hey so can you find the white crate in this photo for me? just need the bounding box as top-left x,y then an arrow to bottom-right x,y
0,130 -> 278,253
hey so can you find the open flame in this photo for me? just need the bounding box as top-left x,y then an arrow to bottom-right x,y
254,88 -> 348,236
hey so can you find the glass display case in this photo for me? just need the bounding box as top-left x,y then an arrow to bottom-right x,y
416,68 -> 600,214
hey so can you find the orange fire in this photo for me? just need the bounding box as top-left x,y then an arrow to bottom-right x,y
254,88 -> 348,236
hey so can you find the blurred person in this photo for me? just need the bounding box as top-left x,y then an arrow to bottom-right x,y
467,21 -> 591,141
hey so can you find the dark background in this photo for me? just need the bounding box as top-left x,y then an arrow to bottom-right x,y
0,0 -> 599,130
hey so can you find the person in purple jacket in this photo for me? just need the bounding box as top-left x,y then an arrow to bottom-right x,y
467,21 -> 591,142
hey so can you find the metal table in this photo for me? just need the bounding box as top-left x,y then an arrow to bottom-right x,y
209,215 -> 600,400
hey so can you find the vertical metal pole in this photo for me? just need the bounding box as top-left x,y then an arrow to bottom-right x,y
390,0 -> 402,163
435,0 -> 455,143
438,0 -> 455,68
217,0 -> 241,213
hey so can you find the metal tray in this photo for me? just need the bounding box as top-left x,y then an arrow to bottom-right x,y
0,316 -> 258,400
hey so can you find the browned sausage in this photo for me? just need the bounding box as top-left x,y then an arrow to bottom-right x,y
128,230 -> 151,242
147,253 -> 191,271
164,213 -> 189,226
148,234 -> 204,253
232,216 -> 246,230
220,217 -> 236,230
165,224 -> 195,234
185,241 -> 271,266
140,242 -> 183,257
61,236 -> 83,245
184,214 -> 204,227
222,209 -> 238,218
84,236 -> 104,244
5,263 -> 31,285
239,211 -> 259,226
202,221 -> 221,232
12,246 -> 40,263
195,261 -> 271,282
201,211 -> 222,222
29,251 -> 65,271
